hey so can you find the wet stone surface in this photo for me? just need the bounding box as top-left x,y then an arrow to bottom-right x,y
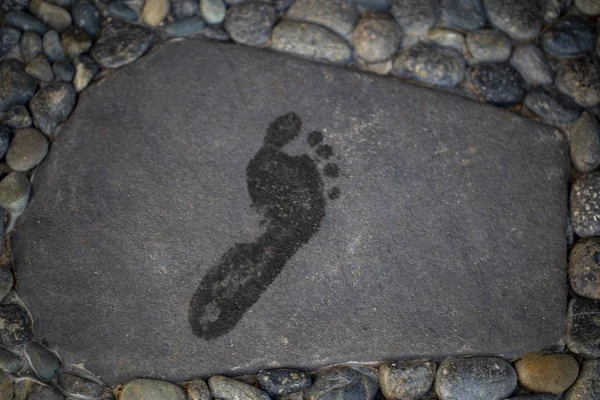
566,297 -> 600,357
258,369 -> 312,396
14,39 -> 568,384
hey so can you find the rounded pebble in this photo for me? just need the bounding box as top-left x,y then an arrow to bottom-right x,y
556,56 -> 600,107
121,378 -> 187,400
5,11 -> 47,35
394,41 -> 465,88
355,0 -> 391,11
427,29 -> 465,53
0,302 -> 32,346
142,0 -> 169,26
0,347 -> 22,374
209,376 -> 270,400
170,0 -> 199,19
165,17 -> 207,37
58,373 -> 105,397
565,360 -> 600,399
0,268 -> 13,303
6,128 -> 49,171
571,171 -> 600,237
569,237 -> 600,299
61,26 -> 92,58
379,361 -> 436,400
201,0 -> 226,24
25,57 -> 55,82
0,60 -> 37,113
20,32 -> 43,63
567,296 -> 600,357
435,357 -> 517,400
1,106 -> 32,129
466,30 -> 512,63
540,16 -> 597,58
482,0 -> 542,40
108,0 -> 140,21
524,88 -> 581,125
515,352 -> 579,394
73,55 -> 98,91
29,0 -> 73,32
570,112 -> 600,173
353,13 -> 401,63
258,369 -> 312,397
440,0 -> 486,30
510,44 -> 554,86
30,82 -> 77,136
53,61 -> 75,81
71,1 -> 100,36
286,0 -> 359,39
187,380 -> 210,400
225,2 -> 276,46
391,0 -> 439,36
0,28 -> 21,58
42,30 -> 66,62
24,342 -> 60,381
91,19 -> 154,68
306,367 -> 378,400
575,0 -> 600,15
468,62 -> 524,106
0,371 -> 13,400
270,20 -> 352,64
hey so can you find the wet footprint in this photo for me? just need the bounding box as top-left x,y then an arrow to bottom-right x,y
188,112 -> 340,339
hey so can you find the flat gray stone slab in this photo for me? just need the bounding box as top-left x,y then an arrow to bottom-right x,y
14,38 -> 568,385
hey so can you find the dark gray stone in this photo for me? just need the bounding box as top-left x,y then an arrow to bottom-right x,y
468,62 -> 525,106
542,0 -> 569,23
170,0 -> 199,19
540,16 -> 597,58
52,61 -> 75,81
1,105 -> 32,129
352,13 -> 401,63
524,88 -> 581,126
224,2 -> 276,46
48,0 -> 73,7
28,0 -> 72,32
0,0 -> 28,14
0,28 -> 21,58
0,172 -> 30,215
0,347 -> 22,374
20,32 -> 43,64
391,0 -> 439,36
354,0 -> 391,11
5,11 -> 47,35
6,128 -> 49,171
507,395 -> 558,400
570,171 -> 600,237
286,0 -> 359,39
435,357 -> 517,400
43,30 -> 66,62
57,373 -> 105,397
567,297 -> 600,357
72,1 -> 101,36
30,82 -> 77,136
27,385 -> 65,400
91,19 -> 154,68
26,56 -> 55,82
0,60 -> 37,113
482,0 -> 542,40
466,30 -> 512,63
24,342 -> 60,381
565,360 -> 600,400
258,369 -> 312,396
306,367 -> 378,400
510,44 -> 554,87
556,56 -> 600,107
61,26 -> 92,59
570,112 -> 600,173
0,125 -> 11,160
393,42 -> 465,87
165,17 -> 207,37
569,237 -> 600,300
209,376 -> 270,400
202,25 -> 230,41
0,303 -> 32,347
0,371 -> 13,400
440,0 -> 486,30
73,55 -> 98,91
14,39 -> 568,384
108,0 -> 140,21
379,361 -> 436,400
0,269 -> 12,302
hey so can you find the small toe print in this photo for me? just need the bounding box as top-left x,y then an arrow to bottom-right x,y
324,163 -> 340,177
308,131 -> 323,147
316,144 -> 333,159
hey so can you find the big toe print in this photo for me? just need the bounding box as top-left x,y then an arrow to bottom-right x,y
188,112 -> 341,339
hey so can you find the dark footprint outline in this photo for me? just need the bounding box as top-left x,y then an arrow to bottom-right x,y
188,112 -> 340,339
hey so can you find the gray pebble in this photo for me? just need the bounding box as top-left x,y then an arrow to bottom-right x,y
570,112 -> 600,173
27,385 -> 64,400
121,379 -> 186,400
24,342 -> 60,381
468,62 -> 524,106
440,0 -> 486,30
466,30 -> 511,63
482,0 -> 542,40
73,55 -> 98,91
571,171 -> 600,237
0,371 -> 13,400
57,373 -> 105,398
524,88 -> 580,126
187,379 -> 210,400
30,82 -> 77,136
0,347 -> 22,374
202,25 -> 231,41
0,302 -> 32,346
71,1 -> 101,36
170,0 -> 199,19
575,0 -> 600,15
557,56 -> 600,109
0,28 -> 22,58
20,32 -> 43,64
225,2 -> 276,46
0,269 -> 12,303
209,376 -> 270,400
5,11 -> 47,35
91,19 -> 154,68
0,60 -> 37,113
48,0 -> 73,7
541,16 -> 596,58
164,17 -> 207,37
354,0 -> 391,11
52,61 -> 75,81
6,128 -> 49,171
427,29 -> 466,53
42,30 -> 66,62
29,0 -> 73,32
565,359 -> 600,399
286,0 -> 359,39
305,367 -> 378,400
108,0 -> 140,21
510,44 -> 554,86
393,42 -> 465,88
1,106 -> 32,129
258,369 -> 312,397
435,357 -> 517,400
567,296 -> 600,357
353,13 -> 401,63
61,25 -> 92,59
270,20 -> 352,64
25,57 -> 55,82
569,237 -> 600,299
201,0 -> 226,24
391,0 -> 439,36
379,361 -> 436,400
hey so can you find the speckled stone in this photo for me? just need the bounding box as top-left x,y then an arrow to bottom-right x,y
71,1 -> 100,36
6,128 -> 49,171
468,62 -> 525,106
29,82 -> 76,136
540,16 -> 596,58
1,106 -> 31,129
510,44 -> 554,86
305,367 -> 378,400
435,357 -> 517,400
394,41 -> 465,87
52,61 -> 75,81
466,30 -> 512,63
0,303 -> 32,346
187,380 -> 210,400
567,297 -> 600,357
42,30 -> 66,62
524,88 -> 580,126
164,17 -> 206,37
91,20 -> 154,68
200,0 -> 226,24
0,60 -> 37,113
353,13 -> 401,63
24,342 -> 60,381
379,361 -> 436,400
569,237 -> 600,300
258,369 -> 312,397
73,55 -> 98,92
482,0 -> 542,40
270,20 -> 352,64
565,360 -> 600,399
556,56 -> 600,107
0,347 -> 22,374
29,0 -> 72,32
571,172 -> 600,237
575,0 -> 600,15
25,57 -> 54,82
224,2 -> 276,46
515,352 -> 579,394
209,376 -> 270,400
440,0 -> 486,30
0,28 -> 21,59
19,32 -> 43,64
391,0 -> 439,36
61,25 -> 92,58
170,0 -> 199,19
108,0 -> 140,21
570,112 -> 600,173
286,0 -> 359,39
427,29 -> 465,53
0,371 -> 13,400
142,0 -> 169,26
5,11 -> 47,35
57,373 -> 104,397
